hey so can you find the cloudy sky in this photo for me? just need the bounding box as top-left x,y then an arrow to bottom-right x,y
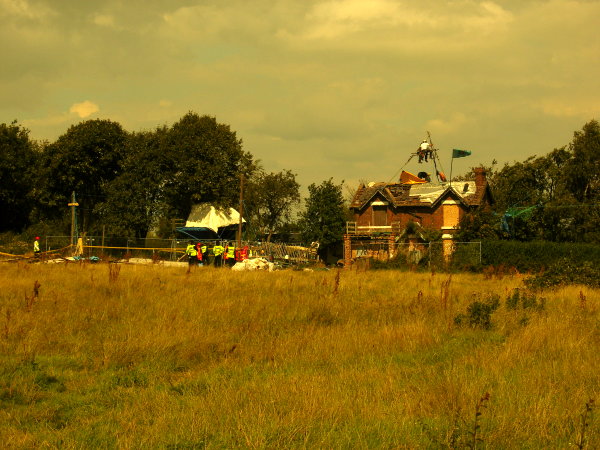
2,0 -> 599,190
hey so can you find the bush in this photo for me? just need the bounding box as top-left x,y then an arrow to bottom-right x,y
481,240 -> 600,273
454,294 -> 500,329
525,258 -> 600,289
505,288 -> 545,311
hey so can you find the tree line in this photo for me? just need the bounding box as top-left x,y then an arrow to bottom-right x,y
0,112 -> 347,253
457,120 -> 600,243
2,113 -> 599,249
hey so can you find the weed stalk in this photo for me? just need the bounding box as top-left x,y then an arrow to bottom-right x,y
576,398 -> 595,450
468,392 -> 490,450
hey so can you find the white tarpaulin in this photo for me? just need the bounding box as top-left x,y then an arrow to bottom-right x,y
185,204 -> 246,233
408,182 -> 476,203
231,258 -> 275,272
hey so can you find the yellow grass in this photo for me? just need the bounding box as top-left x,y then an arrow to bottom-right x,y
0,262 -> 598,448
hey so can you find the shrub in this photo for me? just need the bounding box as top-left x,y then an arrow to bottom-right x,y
454,295 -> 500,329
525,258 -> 600,289
505,288 -> 545,311
482,240 -> 600,273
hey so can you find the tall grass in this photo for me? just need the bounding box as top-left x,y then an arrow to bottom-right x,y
0,262 -> 598,448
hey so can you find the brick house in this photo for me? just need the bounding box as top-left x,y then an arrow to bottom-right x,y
344,167 -> 493,265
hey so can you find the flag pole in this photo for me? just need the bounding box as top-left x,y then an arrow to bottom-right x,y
237,173 -> 244,248
449,149 -> 471,188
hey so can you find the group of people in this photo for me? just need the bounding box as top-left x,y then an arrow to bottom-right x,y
185,241 -> 250,267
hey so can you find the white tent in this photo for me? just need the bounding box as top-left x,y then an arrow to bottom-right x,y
185,204 -> 245,233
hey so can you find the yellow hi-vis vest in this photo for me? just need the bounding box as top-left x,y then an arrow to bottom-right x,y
186,244 -> 197,257
33,241 -> 40,252
226,245 -> 235,258
213,245 -> 224,256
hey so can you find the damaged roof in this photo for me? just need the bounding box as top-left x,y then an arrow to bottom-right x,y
350,173 -> 492,210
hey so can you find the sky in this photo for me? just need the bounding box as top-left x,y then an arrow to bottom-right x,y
2,0 -> 599,192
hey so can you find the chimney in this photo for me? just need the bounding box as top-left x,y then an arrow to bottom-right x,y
474,167 -> 487,185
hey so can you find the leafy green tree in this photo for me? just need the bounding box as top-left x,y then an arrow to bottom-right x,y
564,120 -> 600,202
455,209 -> 504,241
97,113 -> 256,238
245,169 -> 300,242
39,119 -> 127,233
160,112 -> 254,221
0,121 -> 38,231
97,128 -> 169,238
485,120 -> 600,242
300,178 -> 346,255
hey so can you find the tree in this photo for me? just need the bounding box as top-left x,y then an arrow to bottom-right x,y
0,121 -> 38,232
455,209 -> 504,241
96,128 -> 170,238
39,119 -> 127,233
564,120 -> 600,202
97,113 -> 257,238
160,112 -> 255,221
245,169 -> 300,242
300,178 -> 346,255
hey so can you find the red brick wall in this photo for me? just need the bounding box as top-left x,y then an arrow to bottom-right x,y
354,203 -> 469,231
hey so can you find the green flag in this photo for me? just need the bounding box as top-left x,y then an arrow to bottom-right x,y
452,148 -> 471,158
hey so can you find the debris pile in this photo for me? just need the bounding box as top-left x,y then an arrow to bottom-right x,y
231,257 -> 275,272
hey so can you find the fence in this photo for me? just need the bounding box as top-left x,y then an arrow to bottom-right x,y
348,240 -> 482,270
42,236 -> 320,265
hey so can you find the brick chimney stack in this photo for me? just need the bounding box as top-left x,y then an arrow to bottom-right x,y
474,167 -> 487,186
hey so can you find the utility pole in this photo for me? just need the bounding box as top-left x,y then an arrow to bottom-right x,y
68,191 -> 79,246
237,173 -> 244,248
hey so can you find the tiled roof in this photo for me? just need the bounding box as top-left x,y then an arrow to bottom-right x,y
350,180 -> 490,210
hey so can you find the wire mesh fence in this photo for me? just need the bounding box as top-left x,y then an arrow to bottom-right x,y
348,240 -> 482,270
42,236 -> 320,265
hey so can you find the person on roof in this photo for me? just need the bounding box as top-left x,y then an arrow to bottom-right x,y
417,139 -> 431,163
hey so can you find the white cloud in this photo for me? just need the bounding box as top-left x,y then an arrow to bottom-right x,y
538,98 -> 600,119
304,0 -> 430,39
92,13 -> 116,28
426,113 -> 470,134
278,0 -> 513,51
0,0 -> 55,21
70,101 -> 99,118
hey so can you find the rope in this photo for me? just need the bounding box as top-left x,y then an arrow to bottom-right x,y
83,245 -> 185,251
387,153 -> 416,184
0,251 -> 24,258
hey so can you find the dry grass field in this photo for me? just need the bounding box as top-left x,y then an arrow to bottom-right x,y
0,262 -> 598,448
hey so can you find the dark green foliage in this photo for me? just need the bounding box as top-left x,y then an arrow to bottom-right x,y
564,120 -> 600,203
300,178 -> 346,250
39,119 -> 128,232
244,169 -> 300,242
481,240 -> 600,273
455,209 -> 504,241
0,121 -> 38,232
525,258 -> 600,289
96,128 -> 170,238
505,288 -> 545,311
486,120 -> 600,243
160,112 -> 254,220
30,113 -> 255,238
454,295 -> 500,329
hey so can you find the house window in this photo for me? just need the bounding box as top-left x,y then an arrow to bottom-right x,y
443,203 -> 460,228
373,206 -> 387,226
